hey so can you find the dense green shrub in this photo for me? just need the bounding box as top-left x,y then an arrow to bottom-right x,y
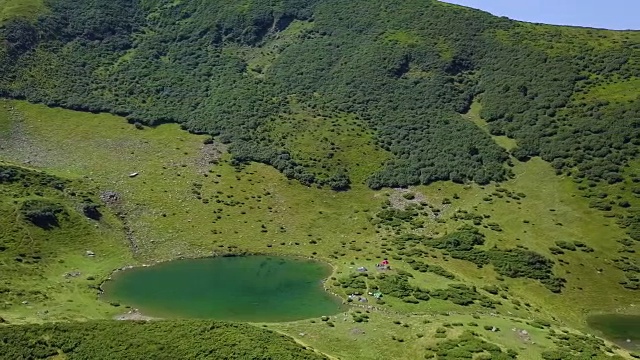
428,331 -> 516,359
375,273 -> 415,299
482,285 -> 499,295
549,246 -> 565,255
430,284 -> 497,307
425,227 -> 491,266
338,273 -> 368,294
2,0 -> 636,189
81,203 -> 102,220
555,241 -> 576,251
391,227 -> 565,292
589,200 -> 613,211
543,329 -> 625,360
409,261 -> 457,279
489,248 -> 554,279
20,199 -> 66,229
0,320 -> 325,359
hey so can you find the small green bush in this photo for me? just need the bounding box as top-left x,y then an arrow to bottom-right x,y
555,241 -> 576,251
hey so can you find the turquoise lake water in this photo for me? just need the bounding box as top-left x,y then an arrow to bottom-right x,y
587,314 -> 640,351
102,256 -> 345,322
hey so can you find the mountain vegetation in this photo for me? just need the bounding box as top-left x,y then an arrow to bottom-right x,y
0,99 -> 637,359
1,0 -> 638,189
0,320 -> 326,359
1,0 -> 639,359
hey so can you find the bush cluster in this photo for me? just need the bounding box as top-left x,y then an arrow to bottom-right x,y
2,0 -> 636,189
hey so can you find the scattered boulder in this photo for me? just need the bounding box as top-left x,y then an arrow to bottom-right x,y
100,191 -> 121,205
20,199 -> 64,229
86,250 -> 95,257
513,328 -> 532,343
114,309 -> 154,321
64,271 -> 82,279
82,203 -> 102,220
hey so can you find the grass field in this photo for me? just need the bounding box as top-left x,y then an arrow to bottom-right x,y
272,311 -> 558,359
0,0 -> 46,24
0,161 -> 133,322
463,100 -> 517,151
494,22 -> 640,57
262,104 -> 392,184
0,99 -> 637,359
239,19 -> 314,76
583,78 -> 640,103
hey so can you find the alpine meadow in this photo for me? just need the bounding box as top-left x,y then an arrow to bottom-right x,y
0,0 -> 639,359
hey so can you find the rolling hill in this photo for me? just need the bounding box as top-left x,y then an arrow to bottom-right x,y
0,0 -> 639,359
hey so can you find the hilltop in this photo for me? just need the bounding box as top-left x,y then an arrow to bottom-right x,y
0,0 -> 639,359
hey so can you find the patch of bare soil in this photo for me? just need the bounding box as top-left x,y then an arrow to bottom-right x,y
114,309 -> 156,321
384,188 -> 452,220
0,104 -> 56,167
512,328 -> 534,344
195,142 -> 225,174
388,188 -> 427,210
99,190 -> 140,255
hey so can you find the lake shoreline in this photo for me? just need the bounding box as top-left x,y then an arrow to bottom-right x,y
100,254 -> 347,322
98,251 -> 338,294
114,308 -> 157,321
587,313 -> 640,351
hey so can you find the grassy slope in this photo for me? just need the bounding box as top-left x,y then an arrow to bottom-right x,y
463,98 -> 638,323
463,100 -> 517,151
0,320 -> 327,360
494,22 -> 640,56
262,104 -> 392,184
0,0 -> 46,24
273,312 -> 558,360
233,19 -> 315,77
0,99 -> 637,359
584,78 -> 640,103
0,163 -> 133,322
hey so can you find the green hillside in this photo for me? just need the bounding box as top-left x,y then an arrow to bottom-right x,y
0,0 -> 639,359
0,160 -> 133,320
2,0 -> 638,189
0,320 -> 327,359
0,0 -> 45,24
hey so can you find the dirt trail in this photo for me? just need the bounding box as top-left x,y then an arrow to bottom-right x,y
270,328 -> 339,360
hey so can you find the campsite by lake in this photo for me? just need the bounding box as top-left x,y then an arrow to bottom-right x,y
101,256 -> 345,322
